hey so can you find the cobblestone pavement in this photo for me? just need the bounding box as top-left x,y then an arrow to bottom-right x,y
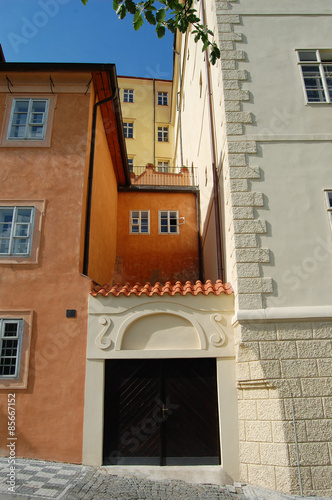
0,458 -> 329,500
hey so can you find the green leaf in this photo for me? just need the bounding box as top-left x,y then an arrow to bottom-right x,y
173,3 -> 183,12
156,8 -> 166,23
113,0 -> 120,10
144,0 -> 156,8
125,0 -> 137,14
156,24 -> 166,38
178,17 -> 188,33
81,0 -> 88,5
166,19 -> 176,33
145,10 -> 156,24
202,39 -> 209,52
133,11 -> 144,30
167,0 -> 178,8
117,4 -> 127,19
210,44 -> 220,65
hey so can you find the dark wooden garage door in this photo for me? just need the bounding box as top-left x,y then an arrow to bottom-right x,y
103,358 -> 220,465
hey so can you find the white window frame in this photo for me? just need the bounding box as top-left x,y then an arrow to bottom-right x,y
159,210 -> 185,234
128,158 -> 134,172
130,210 -> 150,234
7,98 -> 49,140
157,161 -> 170,172
325,190 -> 332,228
0,319 -> 23,379
157,92 -> 168,106
0,200 -> 45,265
0,206 -> 35,257
297,50 -> 332,103
158,126 -> 169,142
123,89 -> 134,103
123,122 -> 134,139
1,94 -> 56,148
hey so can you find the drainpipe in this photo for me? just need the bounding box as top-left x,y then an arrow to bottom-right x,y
174,49 -> 184,168
153,79 -> 156,165
201,0 -> 224,281
196,191 -> 204,281
83,89 -> 118,277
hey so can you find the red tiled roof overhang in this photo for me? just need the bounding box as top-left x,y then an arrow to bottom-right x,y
91,280 -> 233,297
92,68 -> 130,187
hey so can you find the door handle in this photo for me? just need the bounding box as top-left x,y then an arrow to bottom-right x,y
162,403 -> 169,418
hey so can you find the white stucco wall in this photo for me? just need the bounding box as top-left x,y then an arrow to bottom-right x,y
230,8 -> 332,308
176,0 -> 332,309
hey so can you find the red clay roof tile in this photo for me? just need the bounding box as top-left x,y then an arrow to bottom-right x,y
91,280 -> 233,297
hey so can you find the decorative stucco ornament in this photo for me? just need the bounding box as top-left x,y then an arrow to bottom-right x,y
209,313 -> 226,347
95,316 -> 113,350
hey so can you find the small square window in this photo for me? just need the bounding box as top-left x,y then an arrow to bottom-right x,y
123,90 -> 134,103
123,122 -> 134,139
157,161 -> 170,172
0,200 -> 45,265
130,210 -> 150,234
1,95 -> 56,148
325,190 -> 332,226
0,319 -> 23,379
128,158 -> 134,172
158,126 -> 168,142
0,207 -> 35,257
157,92 -> 168,106
159,210 -> 179,234
8,99 -> 49,140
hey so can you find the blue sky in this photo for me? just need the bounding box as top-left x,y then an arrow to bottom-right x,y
0,0 -> 174,79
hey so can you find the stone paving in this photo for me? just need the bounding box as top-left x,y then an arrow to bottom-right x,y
0,458 -> 330,500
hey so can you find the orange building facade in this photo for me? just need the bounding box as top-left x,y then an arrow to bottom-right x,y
116,191 -> 200,284
0,63 -> 129,463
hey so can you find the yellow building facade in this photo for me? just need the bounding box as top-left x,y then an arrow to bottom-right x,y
118,76 -> 174,172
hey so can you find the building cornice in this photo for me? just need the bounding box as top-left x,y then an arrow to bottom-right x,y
232,306 -> 332,325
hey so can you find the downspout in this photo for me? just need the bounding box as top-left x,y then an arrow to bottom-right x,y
201,0 -> 224,281
174,49 -> 184,168
83,89 -> 118,277
153,78 -> 156,165
196,191 -> 204,281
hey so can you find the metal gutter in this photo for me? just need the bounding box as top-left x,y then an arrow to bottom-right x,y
0,62 -> 117,72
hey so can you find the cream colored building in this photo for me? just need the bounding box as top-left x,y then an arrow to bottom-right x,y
171,0 -> 332,497
118,76 -> 174,171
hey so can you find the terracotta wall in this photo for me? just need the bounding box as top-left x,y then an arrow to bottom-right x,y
0,91 -> 92,463
86,105 -> 118,285
116,191 -> 200,284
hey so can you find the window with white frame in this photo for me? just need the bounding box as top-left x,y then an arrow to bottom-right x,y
159,210 -> 184,234
157,92 -> 168,106
0,207 -> 35,257
0,319 -> 23,378
123,89 -> 134,103
325,190 -> 332,225
8,99 -> 49,140
128,158 -> 134,172
298,50 -> 332,103
123,122 -> 134,139
130,210 -> 150,234
158,126 -> 168,142
157,161 -> 170,172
